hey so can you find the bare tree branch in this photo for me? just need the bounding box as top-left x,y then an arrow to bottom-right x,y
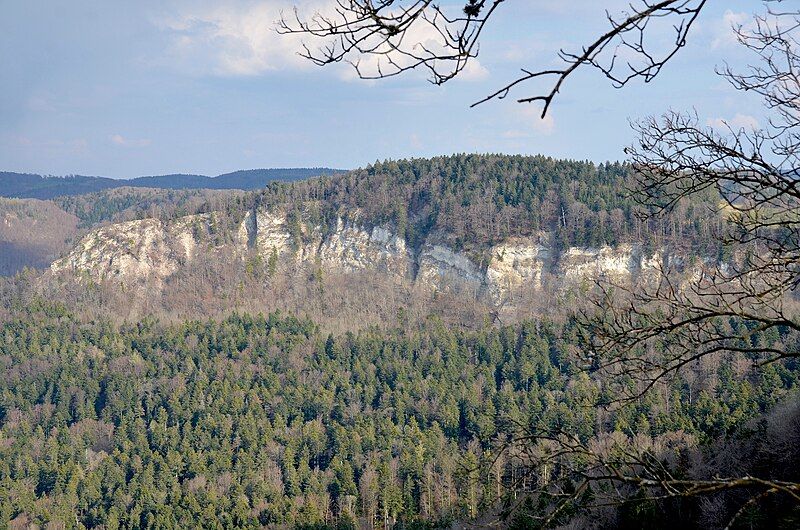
279,0 -> 712,116
474,8 -> 800,526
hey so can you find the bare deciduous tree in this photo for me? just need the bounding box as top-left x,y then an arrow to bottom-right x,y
487,415 -> 800,528
472,8 -> 800,528
278,0 -> 710,116
590,7 -> 800,399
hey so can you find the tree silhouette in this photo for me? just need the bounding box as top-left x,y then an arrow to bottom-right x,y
279,0 -> 709,116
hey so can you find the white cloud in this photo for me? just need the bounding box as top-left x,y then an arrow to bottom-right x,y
710,10 -> 750,49
458,60 -> 489,82
521,105 -> 555,135
156,1 -> 490,82
331,6 -> 491,83
156,2 -> 313,76
501,105 -> 556,139
706,113 -> 760,131
111,134 -> 151,147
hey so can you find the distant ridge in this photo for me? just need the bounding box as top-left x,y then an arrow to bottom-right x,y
0,168 -> 346,199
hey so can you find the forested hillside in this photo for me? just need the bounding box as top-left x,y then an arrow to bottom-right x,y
256,154 -> 722,254
0,300 -> 797,529
28,154 -> 734,331
2,155 -> 724,278
53,187 -> 245,228
3,154 -> 795,528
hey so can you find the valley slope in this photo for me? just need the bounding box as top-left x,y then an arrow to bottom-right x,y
41,154 -> 720,327
2,154 -> 797,530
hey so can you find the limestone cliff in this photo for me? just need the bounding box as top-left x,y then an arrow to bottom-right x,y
51,214 -> 214,287
50,206 -> 675,309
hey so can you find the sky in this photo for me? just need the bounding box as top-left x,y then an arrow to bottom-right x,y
0,0 -> 768,178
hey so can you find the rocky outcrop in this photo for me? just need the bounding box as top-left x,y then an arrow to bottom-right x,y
417,245 -> 484,294
559,246 -> 637,282
239,209 -> 293,257
485,240 -> 550,304
51,214 -> 213,286
318,218 -> 412,277
51,206 -> 677,307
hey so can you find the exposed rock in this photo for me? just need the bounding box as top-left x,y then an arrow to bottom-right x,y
417,245 -> 484,294
51,214 -> 213,286
558,245 -> 638,282
239,209 -> 294,257
51,205 -> 678,308
485,240 -> 550,304
319,217 -> 411,277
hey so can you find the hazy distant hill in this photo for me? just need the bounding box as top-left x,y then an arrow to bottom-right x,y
0,168 -> 345,199
0,197 -> 80,275
0,172 -> 120,199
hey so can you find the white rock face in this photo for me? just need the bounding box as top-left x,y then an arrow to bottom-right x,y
319,218 -> 411,277
485,240 -> 550,304
640,251 -> 663,273
417,245 -> 484,294
51,206 -> 677,307
242,209 -> 294,256
51,214 -> 212,286
171,215 -> 207,262
558,245 -> 638,283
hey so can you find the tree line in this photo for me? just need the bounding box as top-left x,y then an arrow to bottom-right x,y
256,154 -> 723,256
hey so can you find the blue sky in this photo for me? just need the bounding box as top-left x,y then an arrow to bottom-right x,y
0,0 -> 765,177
